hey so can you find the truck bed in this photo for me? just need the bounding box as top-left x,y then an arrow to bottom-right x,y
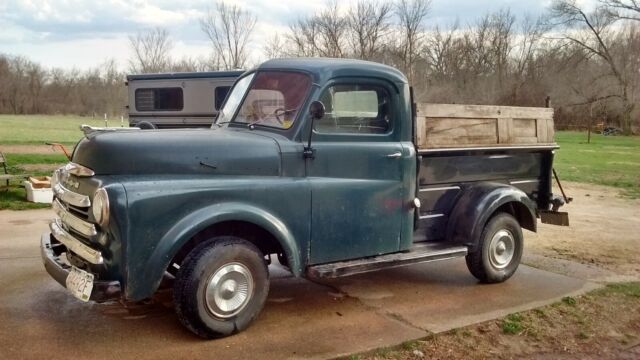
415,103 -> 555,149
413,103 -> 556,243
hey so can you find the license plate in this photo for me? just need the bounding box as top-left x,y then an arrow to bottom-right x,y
66,267 -> 94,302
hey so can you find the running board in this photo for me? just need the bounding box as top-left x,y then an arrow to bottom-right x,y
307,243 -> 468,279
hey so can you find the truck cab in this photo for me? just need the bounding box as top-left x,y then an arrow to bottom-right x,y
41,58 -> 567,339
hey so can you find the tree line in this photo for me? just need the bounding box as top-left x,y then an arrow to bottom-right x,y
0,0 -> 638,133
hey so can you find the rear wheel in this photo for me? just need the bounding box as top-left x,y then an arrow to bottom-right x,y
465,213 -> 523,283
173,236 -> 269,338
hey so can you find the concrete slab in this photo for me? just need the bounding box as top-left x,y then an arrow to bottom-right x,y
523,253 -> 640,283
0,209 -> 599,359
321,260 -> 600,333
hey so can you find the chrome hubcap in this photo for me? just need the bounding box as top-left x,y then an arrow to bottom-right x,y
488,229 -> 515,269
205,262 -> 254,318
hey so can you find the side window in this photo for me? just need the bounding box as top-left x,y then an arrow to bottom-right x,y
315,84 -> 391,134
135,88 -> 183,111
214,86 -> 231,110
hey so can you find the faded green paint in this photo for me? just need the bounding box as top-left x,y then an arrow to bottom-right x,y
121,178 -> 310,300
70,58 -> 418,300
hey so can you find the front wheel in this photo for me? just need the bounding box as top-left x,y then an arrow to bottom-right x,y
173,236 -> 269,338
465,213 -> 523,283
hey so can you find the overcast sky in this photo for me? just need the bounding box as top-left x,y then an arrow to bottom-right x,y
0,0 -> 595,71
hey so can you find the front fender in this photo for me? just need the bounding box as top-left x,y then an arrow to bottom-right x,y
128,202 -> 301,300
446,182 -> 536,252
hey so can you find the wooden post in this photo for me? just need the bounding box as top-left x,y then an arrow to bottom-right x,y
587,102 -> 593,144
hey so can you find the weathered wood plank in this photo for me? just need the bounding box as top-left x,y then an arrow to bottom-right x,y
416,113 -> 427,148
416,103 -> 555,149
536,118 -> 548,144
423,118 -> 498,147
546,118 -> 555,143
417,103 -> 553,119
497,118 -> 512,144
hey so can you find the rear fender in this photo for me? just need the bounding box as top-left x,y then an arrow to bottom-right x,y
446,182 -> 536,252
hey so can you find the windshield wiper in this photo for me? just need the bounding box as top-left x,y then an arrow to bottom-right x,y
213,121 -> 233,128
214,121 -> 262,130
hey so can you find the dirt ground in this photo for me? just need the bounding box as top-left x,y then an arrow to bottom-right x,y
19,163 -> 60,172
354,282 -> 640,360
525,181 -> 640,277
0,144 -> 61,154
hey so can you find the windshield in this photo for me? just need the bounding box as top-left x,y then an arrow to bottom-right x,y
216,71 -> 312,130
215,73 -> 255,125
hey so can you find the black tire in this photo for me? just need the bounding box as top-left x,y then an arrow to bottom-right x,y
465,213 -> 523,283
173,236 -> 269,338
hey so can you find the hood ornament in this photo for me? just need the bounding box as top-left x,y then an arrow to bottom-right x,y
80,125 -> 141,138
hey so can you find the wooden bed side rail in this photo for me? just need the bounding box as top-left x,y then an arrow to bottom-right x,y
415,103 -> 555,149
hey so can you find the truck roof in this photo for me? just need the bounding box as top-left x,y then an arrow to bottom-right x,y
257,58 -> 408,85
126,70 -> 244,81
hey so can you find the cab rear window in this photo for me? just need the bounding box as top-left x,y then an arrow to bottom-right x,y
135,88 -> 184,111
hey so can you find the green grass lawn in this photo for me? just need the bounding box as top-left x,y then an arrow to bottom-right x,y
1,114 -> 639,209
0,114 -> 123,210
7,153 -> 69,165
0,114 -> 121,145
554,131 -> 640,198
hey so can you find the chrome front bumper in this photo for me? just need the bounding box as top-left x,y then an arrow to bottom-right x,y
49,218 -> 103,265
40,233 -> 120,302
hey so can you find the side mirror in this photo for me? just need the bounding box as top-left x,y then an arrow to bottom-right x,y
309,100 -> 325,120
304,100 -> 325,159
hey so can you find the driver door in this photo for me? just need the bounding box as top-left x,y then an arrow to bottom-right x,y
306,80 -> 405,264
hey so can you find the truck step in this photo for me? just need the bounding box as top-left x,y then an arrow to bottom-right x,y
306,243 -> 468,279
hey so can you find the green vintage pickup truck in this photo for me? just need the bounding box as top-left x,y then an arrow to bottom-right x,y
41,58 -> 568,338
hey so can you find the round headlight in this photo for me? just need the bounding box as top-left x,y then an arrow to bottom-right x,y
92,188 -> 110,226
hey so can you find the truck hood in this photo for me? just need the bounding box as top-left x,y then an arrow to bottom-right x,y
71,128 -> 281,176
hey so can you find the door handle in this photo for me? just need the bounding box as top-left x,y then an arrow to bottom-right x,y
386,152 -> 402,158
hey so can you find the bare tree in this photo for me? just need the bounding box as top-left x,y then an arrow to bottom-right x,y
288,1 -> 348,58
0,54 -> 126,116
394,0 -> 431,83
128,27 -> 173,73
424,24 -> 455,78
549,0 -> 635,133
487,9 -> 515,83
263,33 -> 288,59
26,62 -> 46,113
600,0 -> 640,21
513,15 -> 547,78
200,2 -> 256,70
171,56 -> 215,72
288,17 -> 322,57
347,0 -> 393,60
6,56 -> 29,114
100,59 -> 126,116
509,15 -> 548,103
0,56 -> 10,111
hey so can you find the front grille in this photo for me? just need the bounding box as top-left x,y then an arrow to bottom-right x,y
52,184 -> 100,255
50,164 -> 105,266
66,202 -> 89,220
